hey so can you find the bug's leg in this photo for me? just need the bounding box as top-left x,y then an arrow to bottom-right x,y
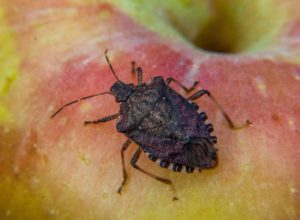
188,89 -> 251,129
166,77 -> 199,93
131,61 -> 143,85
51,92 -> 112,118
84,113 -> 119,126
136,67 -> 143,85
130,148 -> 179,201
117,139 -> 132,194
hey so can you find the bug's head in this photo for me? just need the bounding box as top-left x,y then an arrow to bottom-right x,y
110,81 -> 134,102
103,49 -> 134,102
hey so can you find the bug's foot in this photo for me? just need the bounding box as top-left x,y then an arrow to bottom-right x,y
117,187 -> 123,195
84,121 -> 92,126
229,119 -> 252,130
245,119 -> 252,127
172,196 -> 179,201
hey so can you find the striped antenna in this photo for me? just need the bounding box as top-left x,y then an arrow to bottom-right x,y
51,91 -> 112,118
105,49 -> 121,82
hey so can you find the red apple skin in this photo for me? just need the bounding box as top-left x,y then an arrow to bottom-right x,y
0,2 -> 300,220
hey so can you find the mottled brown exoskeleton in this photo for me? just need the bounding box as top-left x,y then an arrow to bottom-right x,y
51,50 -> 251,200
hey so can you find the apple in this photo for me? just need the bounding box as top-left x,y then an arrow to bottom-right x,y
0,1 -> 299,220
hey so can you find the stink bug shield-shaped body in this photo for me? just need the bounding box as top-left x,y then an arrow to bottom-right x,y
117,76 -> 218,170
51,50 -> 251,199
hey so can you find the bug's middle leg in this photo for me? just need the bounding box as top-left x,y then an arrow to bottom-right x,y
84,113 -> 119,126
130,148 -> 178,200
166,77 -> 199,93
188,89 -> 251,129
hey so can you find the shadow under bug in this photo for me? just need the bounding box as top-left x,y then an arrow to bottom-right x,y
51,50 -> 251,200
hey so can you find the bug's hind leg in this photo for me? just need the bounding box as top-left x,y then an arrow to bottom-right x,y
166,77 -> 199,93
117,139 -> 132,194
130,148 -> 179,201
84,113 -> 119,126
188,89 -> 251,129
131,61 -> 143,85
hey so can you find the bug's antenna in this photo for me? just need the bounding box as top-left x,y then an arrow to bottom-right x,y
51,91 -> 112,118
105,49 -> 121,82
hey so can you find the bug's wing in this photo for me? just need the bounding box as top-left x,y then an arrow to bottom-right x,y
131,132 -> 217,169
181,141 -> 218,168
154,138 -> 218,169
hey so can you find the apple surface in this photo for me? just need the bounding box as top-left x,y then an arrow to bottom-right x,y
0,1 -> 299,220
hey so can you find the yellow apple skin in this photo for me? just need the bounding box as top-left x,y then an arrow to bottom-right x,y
0,1 -> 300,220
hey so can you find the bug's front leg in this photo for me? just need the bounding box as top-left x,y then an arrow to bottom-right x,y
131,61 -> 143,85
166,77 -> 199,93
130,148 -> 179,201
84,113 -> 119,126
188,89 -> 251,129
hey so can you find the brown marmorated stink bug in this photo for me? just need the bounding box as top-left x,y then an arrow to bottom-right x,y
51,50 -> 251,200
